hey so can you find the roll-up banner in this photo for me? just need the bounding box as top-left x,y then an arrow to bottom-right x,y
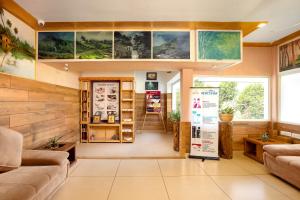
189,87 -> 220,160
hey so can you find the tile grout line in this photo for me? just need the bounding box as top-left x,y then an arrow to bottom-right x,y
106,159 -> 122,200
207,175 -> 233,200
157,160 -> 171,200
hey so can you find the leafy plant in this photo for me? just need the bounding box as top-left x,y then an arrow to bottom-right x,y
46,135 -> 64,149
169,110 -> 180,122
220,106 -> 234,114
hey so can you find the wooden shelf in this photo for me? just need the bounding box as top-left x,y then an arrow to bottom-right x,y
89,140 -> 120,143
89,123 -> 120,127
122,99 -> 133,101
80,77 -> 135,143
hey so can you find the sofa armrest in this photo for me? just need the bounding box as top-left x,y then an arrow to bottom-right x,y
263,144 -> 300,157
22,150 -> 69,166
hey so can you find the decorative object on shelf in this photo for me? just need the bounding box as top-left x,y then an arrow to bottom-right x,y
145,81 -> 158,90
0,8 -> 35,78
261,132 -> 270,142
46,136 -> 64,150
76,31 -> 113,59
107,113 -> 115,124
153,31 -> 190,59
198,30 -> 241,61
93,111 -> 101,123
219,106 -> 234,122
114,31 -> 151,59
279,37 -> 300,72
146,72 -> 157,80
38,32 -> 74,59
169,110 -> 180,151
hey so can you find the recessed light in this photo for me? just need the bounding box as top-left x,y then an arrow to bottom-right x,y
257,23 -> 267,28
64,63 -> 69,71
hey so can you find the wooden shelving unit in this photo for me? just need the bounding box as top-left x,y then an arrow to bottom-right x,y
79,77 -> 135,143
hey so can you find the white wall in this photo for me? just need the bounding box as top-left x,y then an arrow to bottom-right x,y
134,71 -> 178,93
36,62 -> 80,89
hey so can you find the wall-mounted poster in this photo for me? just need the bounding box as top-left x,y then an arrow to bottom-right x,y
76,31 -> 113,59
146,91 -> 161,113
93,81 -> 120,121
114,31 -> 151,59
38,32 -> 74,59
153,31 -> 190,59
190,87 -> 219,160
145,81 -> 158,90
0,8 -> 35,79
198,30 -> 241,61
279,38 -> 300,72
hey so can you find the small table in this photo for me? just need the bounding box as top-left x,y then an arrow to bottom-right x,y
244,137 -> 287,163
35,142 -> 77,167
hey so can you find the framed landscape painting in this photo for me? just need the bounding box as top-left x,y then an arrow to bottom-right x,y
198,30 -> 241,61
153,31 -> 190,59
38,32 -> 74,59
76,31 -> 113,59
114,31 -> 151,59
279,38 -> 300,72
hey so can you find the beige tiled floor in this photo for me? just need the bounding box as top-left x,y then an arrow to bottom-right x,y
53,152 -> 300,200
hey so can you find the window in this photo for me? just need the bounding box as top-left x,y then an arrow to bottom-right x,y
280,71 -> 300,124
193,77 -> 269,120
172,81 -> 180,111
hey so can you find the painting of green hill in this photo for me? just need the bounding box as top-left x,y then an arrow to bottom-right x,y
198,31 -> 241,60
38,32 -> 74,59
76,31 -> 113,59
153,31 -> 190,59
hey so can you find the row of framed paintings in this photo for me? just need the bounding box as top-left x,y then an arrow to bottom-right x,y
38,30 -> 241,61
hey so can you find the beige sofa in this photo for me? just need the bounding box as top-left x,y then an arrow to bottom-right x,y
263,144 -> 300,189
0,127 -> 69,200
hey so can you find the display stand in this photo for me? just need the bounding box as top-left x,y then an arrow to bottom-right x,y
79,77 -> 135,143
141,91 -> 166,133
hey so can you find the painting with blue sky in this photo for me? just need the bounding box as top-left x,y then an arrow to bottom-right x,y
153,31 -> 190,59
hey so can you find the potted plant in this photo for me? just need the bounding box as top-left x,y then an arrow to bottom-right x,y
46,136 -> 64,150
219,106 -> 234,122
169,110 -> 180,151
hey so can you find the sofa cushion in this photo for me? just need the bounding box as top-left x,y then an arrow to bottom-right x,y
22,150 -> 69,166
276,156 -> 300,169
0,166 -> 61,200
0,127 -> 23,173
263,144 -> 300,157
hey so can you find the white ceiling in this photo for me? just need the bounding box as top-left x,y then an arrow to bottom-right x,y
16,0 -> 300,42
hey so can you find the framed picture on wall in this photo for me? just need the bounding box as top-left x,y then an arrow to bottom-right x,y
145,82 -> 158,90
146,72 -> 157,80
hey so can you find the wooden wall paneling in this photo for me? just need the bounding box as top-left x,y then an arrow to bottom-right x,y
274,122 -> 300,134
231,121 -> 271,150
179,122 -> 191,156
0,73 -> 80,149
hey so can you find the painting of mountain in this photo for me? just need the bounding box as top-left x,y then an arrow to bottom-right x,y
76,31 -> 112,59
114,31 -> 151,59
153,31 -> 190,59
198,31 -> 241,60
0,9 -> 35,79
38,32 -> 74,59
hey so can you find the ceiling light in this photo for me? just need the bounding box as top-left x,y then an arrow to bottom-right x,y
257,23 -> 267,28
64,64 -> 69,71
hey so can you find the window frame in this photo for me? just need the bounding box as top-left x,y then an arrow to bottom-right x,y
193,75 -> 271,122
278,68 -> 300,125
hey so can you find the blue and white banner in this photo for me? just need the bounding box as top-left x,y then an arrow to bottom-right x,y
189,87 -> 219,159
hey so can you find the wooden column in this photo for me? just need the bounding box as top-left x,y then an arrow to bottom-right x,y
219,122 -> 233,159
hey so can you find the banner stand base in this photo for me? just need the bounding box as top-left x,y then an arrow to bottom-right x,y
188,155 -> 220,162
